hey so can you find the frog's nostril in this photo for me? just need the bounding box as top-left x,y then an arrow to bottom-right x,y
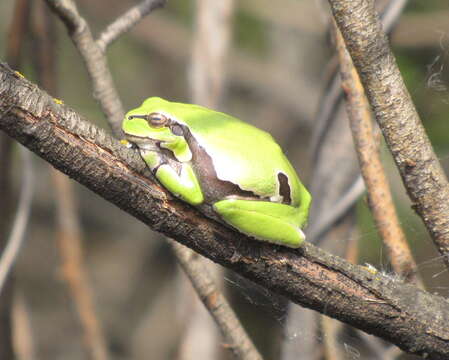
129,115 -> 146,120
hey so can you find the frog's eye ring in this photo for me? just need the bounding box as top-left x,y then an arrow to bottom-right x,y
147,112 -> 169,127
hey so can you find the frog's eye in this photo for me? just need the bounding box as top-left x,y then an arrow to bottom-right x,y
147,113 -> 169,128
128,113 -> 169,128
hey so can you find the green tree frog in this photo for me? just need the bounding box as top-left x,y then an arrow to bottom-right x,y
122,97 -> 311,248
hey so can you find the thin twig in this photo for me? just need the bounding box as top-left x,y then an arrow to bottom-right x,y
332,23 -> 420,285
379,0 -> 408,32
309,3 -> 410,356
170,240 -> 263,360
308,177 -> 365,242
308,0 -> 409,243
0,147 -> 34,293
97,0 -> 165,52
44,0 -> 124,137
328,0 -> 449,270
310,0 -> 408,163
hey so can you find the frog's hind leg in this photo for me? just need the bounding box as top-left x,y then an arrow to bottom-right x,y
213,199 -> 306,248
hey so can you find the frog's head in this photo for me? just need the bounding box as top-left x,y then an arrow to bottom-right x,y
122,97 -> 192,162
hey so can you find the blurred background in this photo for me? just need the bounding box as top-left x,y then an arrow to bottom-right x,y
0,0 -> 448,359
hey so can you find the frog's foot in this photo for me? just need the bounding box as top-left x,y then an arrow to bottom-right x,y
155,163 -> 204,205
213,198 -> 306,248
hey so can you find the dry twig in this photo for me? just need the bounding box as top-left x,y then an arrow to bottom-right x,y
308,0 -> 408,243
97,0 -> 165,51
333,24 -> 420,284
328,0 -> 449,270
44,0 -> 125,137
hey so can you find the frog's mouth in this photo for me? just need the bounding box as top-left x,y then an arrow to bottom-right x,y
124,134 -> 160,151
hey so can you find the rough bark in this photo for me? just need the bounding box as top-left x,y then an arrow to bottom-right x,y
1,63 -> 449,359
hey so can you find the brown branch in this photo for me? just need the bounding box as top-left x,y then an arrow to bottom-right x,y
332,24 -> 420,285
308,0 -> 408,243
1,64 -> 449,359
44,0 -> 124,137
170,241 -> 263,360
310,2 -> 412,356
96,0 -> 165,52
328,0 -> 449,270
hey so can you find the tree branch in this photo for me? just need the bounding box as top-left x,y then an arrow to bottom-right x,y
1,63 -> 449,359
306,0 -> 407,244
333,23 -> 420,285
328,0 -> 449,270
44,0 -> 124,137
96,0 -> 165,52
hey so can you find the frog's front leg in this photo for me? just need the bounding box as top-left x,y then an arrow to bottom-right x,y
213,199 -> 306,248
141,150 -> 204,205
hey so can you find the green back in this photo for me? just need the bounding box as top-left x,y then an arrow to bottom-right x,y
141,97 -> 303,206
